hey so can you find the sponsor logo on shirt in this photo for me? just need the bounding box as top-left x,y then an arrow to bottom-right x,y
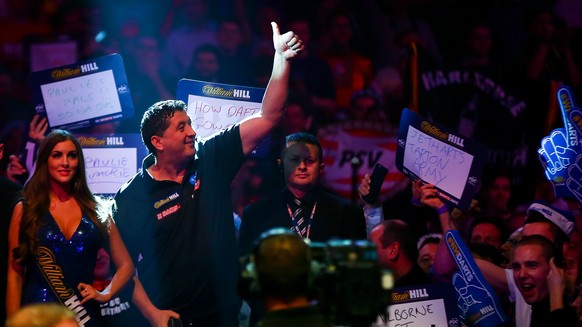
156,204 -> 181,220
153,192 -> 180,209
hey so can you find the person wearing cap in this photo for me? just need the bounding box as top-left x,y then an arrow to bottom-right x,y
472,201 -> 576,327
418,179 -> 577,327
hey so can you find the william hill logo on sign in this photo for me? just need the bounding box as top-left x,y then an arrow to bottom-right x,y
391,288 -> 429,303
233,89 -> 250,99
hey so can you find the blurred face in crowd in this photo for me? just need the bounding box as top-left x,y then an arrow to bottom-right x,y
194,51 -> 219,79
565,229 -> 582,271
530,12 -> 555,42
511,244 -> 550,304
522,222 -> 556,243
418,242 -> 438,273
467,25 -> 492,58
485,176 -> 511,212
351,95 -> 377,121
329,14 -> 352,47
282,141 -> 323,195
471,223 -> 503,249
183,0 -> 209,23
48,140 -> 78,188
217,21 -> 242,53
289,20 -> 311,48
370,225 -> 391,268
283,104 -> 309,135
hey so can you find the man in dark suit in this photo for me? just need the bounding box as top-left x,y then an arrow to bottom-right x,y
0,143 -> 23,323
238,132 -> 367,326
239,132 -> 367,256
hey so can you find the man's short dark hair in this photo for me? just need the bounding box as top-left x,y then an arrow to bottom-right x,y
140,100 -> 188,154
512,234 -> 555,262
376,220 -> 419,262
282,132 -> 323,159
254,229 -> 312,302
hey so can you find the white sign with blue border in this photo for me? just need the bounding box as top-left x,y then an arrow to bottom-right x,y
74,133 -> 147,195
396,108 -> 487,211
29,53 -> 134,131
373,283 -> 460,327
176,79 -> 269,156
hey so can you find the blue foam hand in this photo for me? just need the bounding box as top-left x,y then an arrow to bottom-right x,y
452,272 -> 495,326
538,128 -> 578,180
567,154 -> 582,204
558,86 -> 582,150
569,109 -> 582,141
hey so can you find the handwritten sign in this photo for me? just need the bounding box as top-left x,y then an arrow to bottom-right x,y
41,70 -> 122,127
84,148 -> 136,194
396,109 -> 487,211
387,299 -> 447,327
75,134 -> 147,195
403,125 -> 472,199
30,53 -> 134,131
186,96 -> 261,137
177,79 -> 265,139
373,283 -> 459,327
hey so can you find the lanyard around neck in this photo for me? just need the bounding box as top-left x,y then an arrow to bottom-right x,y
286,201 -> 317,240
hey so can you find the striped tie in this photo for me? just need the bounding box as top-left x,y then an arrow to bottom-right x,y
293,198 -> 306,237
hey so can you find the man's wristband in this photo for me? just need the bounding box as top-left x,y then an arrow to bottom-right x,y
436,205 -> 449,215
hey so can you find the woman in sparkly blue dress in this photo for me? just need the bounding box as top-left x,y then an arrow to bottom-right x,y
6,130 -> 134,326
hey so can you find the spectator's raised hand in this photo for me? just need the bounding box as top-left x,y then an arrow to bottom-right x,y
6,155 -> 27,184
548,257 -> 566,301
272,22 -> 304,59
29,114 -> 48,144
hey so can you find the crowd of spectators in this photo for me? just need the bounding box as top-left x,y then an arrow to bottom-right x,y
1,1 -> 582,325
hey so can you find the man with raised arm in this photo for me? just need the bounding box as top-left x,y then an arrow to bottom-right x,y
113,22 -> 303,327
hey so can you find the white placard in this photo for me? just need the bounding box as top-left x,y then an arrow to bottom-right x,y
186,95 -> 262,138
403,125 -> 473,198
84,148 -> 137,194
386,299 -> 448,327
41,69 -> 122,127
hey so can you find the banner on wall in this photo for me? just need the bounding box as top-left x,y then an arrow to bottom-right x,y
317,122 -> 409,202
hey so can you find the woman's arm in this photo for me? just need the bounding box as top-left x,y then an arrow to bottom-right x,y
6,202 -> 24,316
79,218 -> 134,304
